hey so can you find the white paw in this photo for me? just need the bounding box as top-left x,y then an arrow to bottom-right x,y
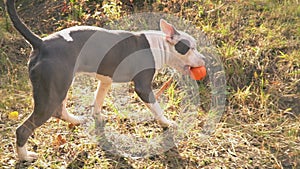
65,114 -> 87,125
93,114 -> 107,124
17,146 -> 38,162
22,151 -> 38,162
168,120 -> 178,129
73,115 -> 87,125
158,119 -> 178,129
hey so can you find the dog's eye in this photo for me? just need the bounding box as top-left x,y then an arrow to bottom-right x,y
174,39 -> 190,55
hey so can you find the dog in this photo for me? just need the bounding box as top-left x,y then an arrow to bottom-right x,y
6,0 -> 206,161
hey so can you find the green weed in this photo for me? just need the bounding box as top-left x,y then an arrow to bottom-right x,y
68,0 -> 85,21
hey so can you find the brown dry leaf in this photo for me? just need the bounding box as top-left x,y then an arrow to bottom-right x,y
68,123 -> 79,130
52,134 -> 67,147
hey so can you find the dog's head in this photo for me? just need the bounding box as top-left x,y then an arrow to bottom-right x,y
160,19 -> 206,75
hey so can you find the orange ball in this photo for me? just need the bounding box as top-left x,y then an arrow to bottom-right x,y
190,66 -> 207,80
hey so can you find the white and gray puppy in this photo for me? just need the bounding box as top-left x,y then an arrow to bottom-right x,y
6,0 -> 205,161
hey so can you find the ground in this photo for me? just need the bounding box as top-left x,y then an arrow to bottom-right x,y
0,0 -> 299,168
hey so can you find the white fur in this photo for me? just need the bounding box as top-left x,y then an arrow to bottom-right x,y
144,32 -> 169,70
16,145 -> 38,162
146,101 -> 177,127
60,99 -> 86,124
59,29 -> 73,42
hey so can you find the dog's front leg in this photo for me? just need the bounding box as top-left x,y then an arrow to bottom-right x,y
93,76 -> 112,122
133,72 -> 177,128
145,102 -> 177,128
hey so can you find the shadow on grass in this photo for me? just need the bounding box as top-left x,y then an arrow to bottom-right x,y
67,119 -> 190,168
69,118 -> 135,169
15,161 -> 32,169
151,128 -> 194,168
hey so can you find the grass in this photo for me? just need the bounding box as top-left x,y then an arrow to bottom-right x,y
0,0 -> 299,168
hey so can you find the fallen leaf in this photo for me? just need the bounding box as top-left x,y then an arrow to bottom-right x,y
52,134 -> 67,147
68,123 -> 77,130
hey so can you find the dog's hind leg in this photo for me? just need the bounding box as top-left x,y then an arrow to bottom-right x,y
16,93 -> 64,162
52,97 -> 86,125
16,62 -> 72,162
16,104 -> 57,161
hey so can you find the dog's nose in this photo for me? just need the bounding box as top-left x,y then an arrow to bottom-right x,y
197,53 -> 206,66
201,59 -> 206,67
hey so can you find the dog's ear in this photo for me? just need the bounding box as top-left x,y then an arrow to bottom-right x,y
160,19 -> 178,44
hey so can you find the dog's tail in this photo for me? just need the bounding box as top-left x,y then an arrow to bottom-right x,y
5,0 -> 43,49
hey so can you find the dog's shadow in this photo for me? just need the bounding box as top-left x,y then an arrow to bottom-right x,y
15,161 -> 33,169
67,119 -> 134,169
67,120 -> 190,168
147,128 -> 193,168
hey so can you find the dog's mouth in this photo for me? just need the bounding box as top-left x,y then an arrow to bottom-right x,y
182,65 -> 205,76
184,65 -> 207,80
183,65 -> 192,75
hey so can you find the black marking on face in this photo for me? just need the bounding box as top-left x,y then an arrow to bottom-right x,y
174,39 -> 190,55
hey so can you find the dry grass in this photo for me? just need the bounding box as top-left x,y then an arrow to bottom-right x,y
0,0 -> 299,168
